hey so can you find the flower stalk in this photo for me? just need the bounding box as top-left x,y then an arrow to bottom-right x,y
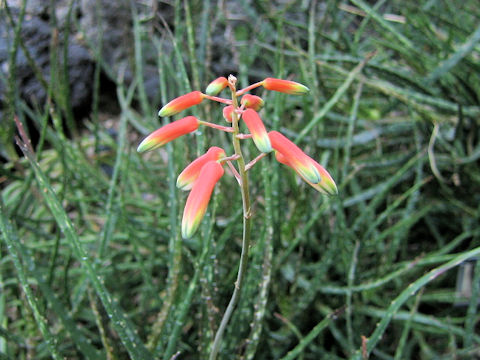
209,75 -> 252,360
136,74 -> 337,359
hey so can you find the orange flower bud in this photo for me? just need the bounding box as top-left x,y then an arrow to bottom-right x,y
177,147 -> 227,190
240,94 -> 264,111
262,78 -> 309,95
137,116 -> 199,153
242,109 -> 272,153
275,151 -> 338,195
158,91 -> 204,117
205,77 -> 229,95
182,161 -> 224,238
222,105 -> 234,122
268,131 -> 320,184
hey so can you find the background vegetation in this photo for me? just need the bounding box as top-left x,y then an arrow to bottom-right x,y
1,0 -> 480,359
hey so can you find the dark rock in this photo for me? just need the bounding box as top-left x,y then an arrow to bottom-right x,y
0,7 -> 94,112
1,0 -> 177,123
80,0 -> 132,78
6,0 -> 50,17
79,0 -> 162,102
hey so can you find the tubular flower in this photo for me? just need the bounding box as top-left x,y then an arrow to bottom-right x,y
268,131 -> 320,184
177,147 -> 226,191
222,105 -> 234,122
137,116 -> 199,153
205,77 -> 229,95
242,109 -> 272,153
275,151 -> 338,195
158,91 -> 204,117
240,94 -> 264,111
262,77 -> 310,95
182,161 -> 224,239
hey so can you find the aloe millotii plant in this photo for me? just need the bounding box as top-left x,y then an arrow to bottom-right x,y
137,75 -> 337,358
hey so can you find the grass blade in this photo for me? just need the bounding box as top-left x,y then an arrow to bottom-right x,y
350,246 -> 480,359
296,52 -> 375,143
14,136 -> 153,360
0,200 -> 63,359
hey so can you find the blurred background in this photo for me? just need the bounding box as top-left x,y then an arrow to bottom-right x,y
1,0 -> 480,359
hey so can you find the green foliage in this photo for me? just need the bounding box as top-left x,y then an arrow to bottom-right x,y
1,0 -> 480,359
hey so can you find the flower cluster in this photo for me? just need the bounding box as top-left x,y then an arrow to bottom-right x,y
137,76 -> 337,239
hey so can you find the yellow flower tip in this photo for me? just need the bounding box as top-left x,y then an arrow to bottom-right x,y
240,94 -> 264,111
310,162 -> 338,196
262,77 -> 310,95
158,91 -> 204,117
205,77 -> 229,95
321,178 -> 338,196
136,116 -> 199,153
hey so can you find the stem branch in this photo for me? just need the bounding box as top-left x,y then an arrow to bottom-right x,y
235,81 -> 264,96
198,120 -> 234,132
202,93 -> 233,105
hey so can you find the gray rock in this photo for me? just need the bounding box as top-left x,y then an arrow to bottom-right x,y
80,0 -> 132,75
0,6 -> 93,111
79,0 -> 163,102
0,0 -> 179,120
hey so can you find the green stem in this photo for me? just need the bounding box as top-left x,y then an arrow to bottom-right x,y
209,76 -> 252,360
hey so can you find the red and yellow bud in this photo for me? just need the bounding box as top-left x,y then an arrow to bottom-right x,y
268,131 -> 320,184
137,116 -> 199,153
177,147 -> 226,191
275,152 -> 338,195
182,161 -> 224,239
240,94 -> 264,111
158,91 -> 204,117
222,105 -> 234,122
242,109 -> 272,153
262,78 -> 309,95
205,77 -> 229,96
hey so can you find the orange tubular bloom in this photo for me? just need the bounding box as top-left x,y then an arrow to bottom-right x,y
262,77 -> 310,95
268,131 -> 320,184
222,105 -> 234,122
158,91 -> 204,117
240,94 -> 264,111
242,109 -> 272,153
205,77 -> 229,95
177,147 -> 227,191
137,116 -> 199,153
182,161 -> 224,239
275,151 -> 338,195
